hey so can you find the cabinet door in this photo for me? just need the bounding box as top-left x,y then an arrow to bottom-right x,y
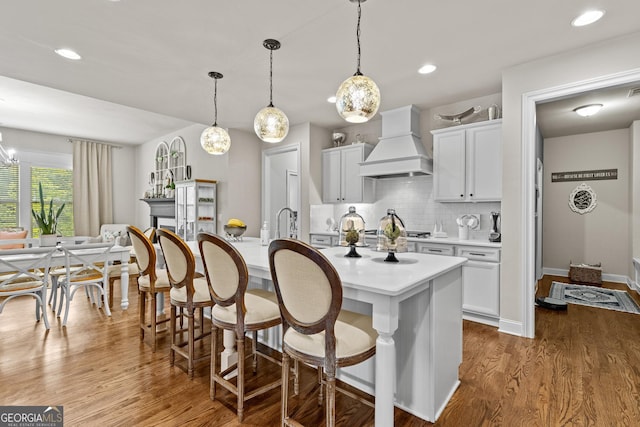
341,145 -> 365,202
466,124 -> 502,201
433,130 -> 466,201
462,260 -> 500,317
322,150 -> 342,203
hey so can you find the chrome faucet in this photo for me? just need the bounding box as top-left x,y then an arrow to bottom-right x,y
276,207 -> 298,239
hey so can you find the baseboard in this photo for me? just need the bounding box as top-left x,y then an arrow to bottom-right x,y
498,318 -> 523,337
542,267 -> 628,284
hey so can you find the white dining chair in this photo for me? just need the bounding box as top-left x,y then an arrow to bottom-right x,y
56,242 -> 115,326
0,246 -> 57,329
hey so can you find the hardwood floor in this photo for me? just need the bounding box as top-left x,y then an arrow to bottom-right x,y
1,275 -> 640,426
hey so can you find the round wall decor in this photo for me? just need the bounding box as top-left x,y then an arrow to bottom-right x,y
568,182 -> 597,214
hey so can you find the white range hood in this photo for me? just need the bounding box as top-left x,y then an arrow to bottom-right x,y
359,105 -> 433,178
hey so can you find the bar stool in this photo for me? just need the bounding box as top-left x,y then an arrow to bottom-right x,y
198,232 -> 282,422
268,239 -> 377,427
157,228 -> 212,378
127,225 -> 170,352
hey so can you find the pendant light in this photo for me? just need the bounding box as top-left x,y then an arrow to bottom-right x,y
335,0 -> 380,123
254,39 -> 289,143
201,71 -> 231,155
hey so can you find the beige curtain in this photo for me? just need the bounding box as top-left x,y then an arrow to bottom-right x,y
72,139 -> 113,236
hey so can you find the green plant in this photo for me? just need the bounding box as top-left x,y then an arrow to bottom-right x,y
31,182 -> 66,235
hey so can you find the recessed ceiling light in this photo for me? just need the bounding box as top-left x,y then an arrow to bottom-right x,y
571,10 -> 605,27
418,64 -> 437,74
573,104 -> 603,117
54,48 -> 82,60
327,96 -> 337,103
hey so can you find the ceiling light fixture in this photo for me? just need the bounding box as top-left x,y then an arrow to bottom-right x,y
571,10 -> 605,27
200,71 -> 231,155
418,64 -> 437,74
0,132 -> 18,167
254,39 -> 289,143
335,0 -> 380,123
54,48 -> 82,60
573,104 -> 603,117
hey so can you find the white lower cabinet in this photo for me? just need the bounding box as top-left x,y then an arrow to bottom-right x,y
416,242 -> 501,327
456,246 -> 500,326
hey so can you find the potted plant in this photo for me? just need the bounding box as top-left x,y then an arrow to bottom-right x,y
31,182 -> 65,246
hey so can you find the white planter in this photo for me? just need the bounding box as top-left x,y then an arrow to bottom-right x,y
40,234 -> 58,247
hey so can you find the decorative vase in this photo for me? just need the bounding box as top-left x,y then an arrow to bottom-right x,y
40,234 -> 58,247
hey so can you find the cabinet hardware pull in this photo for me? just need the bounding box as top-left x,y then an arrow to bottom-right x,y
469,252 -> 485,256
430,249 -> 442,252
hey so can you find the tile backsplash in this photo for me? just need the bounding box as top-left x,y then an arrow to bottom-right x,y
311,175 -> 501,240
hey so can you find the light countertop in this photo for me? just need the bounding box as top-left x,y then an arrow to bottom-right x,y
309,231 -> 501,248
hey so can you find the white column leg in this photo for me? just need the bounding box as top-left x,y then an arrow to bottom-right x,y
375,332 -> 396,427
119,261 -> 130,310
221,330 -> 238,379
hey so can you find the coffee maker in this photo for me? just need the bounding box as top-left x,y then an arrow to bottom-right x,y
489,211 -> 501,242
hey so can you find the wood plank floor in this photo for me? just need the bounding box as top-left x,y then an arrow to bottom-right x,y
1,275 -> 640,426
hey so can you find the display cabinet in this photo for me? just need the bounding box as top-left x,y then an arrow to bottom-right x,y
175,179 -> 217,241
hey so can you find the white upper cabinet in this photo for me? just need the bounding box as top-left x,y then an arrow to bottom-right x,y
432,120 -> 502,202
322,144 -> 374,203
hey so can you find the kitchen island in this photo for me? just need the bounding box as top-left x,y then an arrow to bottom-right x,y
174,237 -> 466,426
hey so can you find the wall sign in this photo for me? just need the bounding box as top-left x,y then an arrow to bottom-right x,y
568,183 -> 597,215
552,168 -> 617,183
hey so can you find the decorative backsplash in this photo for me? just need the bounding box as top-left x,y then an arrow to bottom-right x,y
311,175 -> 501,240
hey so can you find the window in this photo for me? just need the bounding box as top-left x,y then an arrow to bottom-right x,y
0,150 -> 73,237
0,165 -> 19,228
31,167 -> 74,237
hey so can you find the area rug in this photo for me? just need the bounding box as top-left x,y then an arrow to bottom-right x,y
549,282 -> 640,314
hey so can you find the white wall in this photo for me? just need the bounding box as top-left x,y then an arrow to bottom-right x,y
543,129 -> 630,276
502,31 -> 640,332
632,121 -> 640,276
1,126 -> 136,232
135,123 -> 262,236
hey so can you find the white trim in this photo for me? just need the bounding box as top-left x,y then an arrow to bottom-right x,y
543,267 -> 568,277
543,268 -> 628,284
498,318 -> 523,336
261,143 -> 301,234
521,68 -> 640,340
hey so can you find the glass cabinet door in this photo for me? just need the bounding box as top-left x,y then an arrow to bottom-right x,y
175,179 -> 217,241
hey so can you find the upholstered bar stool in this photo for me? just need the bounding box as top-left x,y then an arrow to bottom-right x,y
268,239 -> 377,427
127,225 -> 170,352
198,232 -> 282,422
157,228 -> 212,379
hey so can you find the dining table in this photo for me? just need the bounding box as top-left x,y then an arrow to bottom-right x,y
0,241 -> 132,310
154,236 -> 466,426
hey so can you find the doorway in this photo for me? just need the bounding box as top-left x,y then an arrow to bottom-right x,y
262,144 -> 300,240
522,69 -> 640,338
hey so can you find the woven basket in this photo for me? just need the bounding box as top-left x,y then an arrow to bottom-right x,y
569,263 -> 602,286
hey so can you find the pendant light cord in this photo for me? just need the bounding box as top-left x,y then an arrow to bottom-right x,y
269,48 -> 274,107
213,77 -> 218,126
355,0 -> 362,76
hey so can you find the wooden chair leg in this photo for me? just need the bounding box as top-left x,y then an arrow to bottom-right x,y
188,309 -> 195,379
139,291 -> 147,342
294,359 -> 300,396
281,352 -> 290,427
237,335 -> 245,422
170,305 -> 176,366
150,292 -> 157,352
317,367 -> 323,405
210,324 -> 218,401
326,370 -> 336,427
252,330 -> 258,374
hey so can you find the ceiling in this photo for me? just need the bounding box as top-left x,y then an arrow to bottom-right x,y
1,1 -> 639,145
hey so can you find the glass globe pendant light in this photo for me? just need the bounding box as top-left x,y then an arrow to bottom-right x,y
200,71 -> 231,155
336,0 -> 380,123
254,39 -> 289,143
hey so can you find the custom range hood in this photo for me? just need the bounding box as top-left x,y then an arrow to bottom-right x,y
359,104 -> 433,178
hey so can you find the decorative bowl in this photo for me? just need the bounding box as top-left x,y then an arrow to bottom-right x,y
224,225 -> 247,238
